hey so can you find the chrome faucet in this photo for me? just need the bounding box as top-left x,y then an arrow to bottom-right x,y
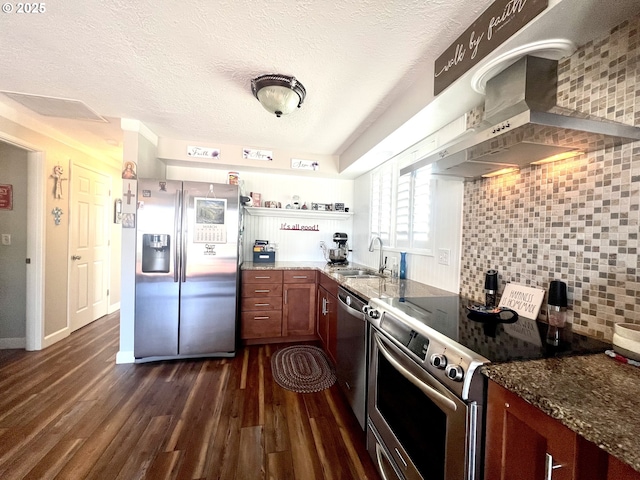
368,235 -> 385,274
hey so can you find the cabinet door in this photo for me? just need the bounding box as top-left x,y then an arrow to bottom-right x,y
325,290 -> 338,364
317,288 -> 329,349
607,455 -> 640,480
485,381 -> 577,480
283,283 -> 316,336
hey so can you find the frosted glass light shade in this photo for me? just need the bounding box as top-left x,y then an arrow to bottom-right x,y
251,74 -> 306,117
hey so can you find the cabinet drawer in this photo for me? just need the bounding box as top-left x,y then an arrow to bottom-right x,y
241,283 -> 283,298
241,297 -> 282,311
283,270 -> 316,284
243,270 -> 283,284
241,311 -> 282,339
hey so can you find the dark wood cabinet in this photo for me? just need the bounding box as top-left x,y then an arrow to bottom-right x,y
486,380 -> 577,480
241,271 -> 284,340
241,269 -> 317,343
283,281 -> 316,336
486,380 -> 640,480
317,283 -> 338,364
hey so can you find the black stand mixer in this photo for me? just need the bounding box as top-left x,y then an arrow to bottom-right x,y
320,232 -> 350,265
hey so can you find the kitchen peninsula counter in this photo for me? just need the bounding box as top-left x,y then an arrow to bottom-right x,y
241,261 -> 454,300
242,262 -> 640,472
483,354 -> 640,473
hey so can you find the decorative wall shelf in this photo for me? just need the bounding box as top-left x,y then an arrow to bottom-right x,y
244,207 -> 353,221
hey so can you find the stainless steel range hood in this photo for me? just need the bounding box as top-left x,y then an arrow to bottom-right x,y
419,56 -> 640,179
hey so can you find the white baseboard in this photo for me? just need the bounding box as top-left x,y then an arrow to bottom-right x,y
108,302 -> 121,314
43,327 -> 70,348
116,350 -> 135,364
0,337 -> 26,349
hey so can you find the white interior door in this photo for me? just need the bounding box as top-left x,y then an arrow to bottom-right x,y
69,163 -> 110,332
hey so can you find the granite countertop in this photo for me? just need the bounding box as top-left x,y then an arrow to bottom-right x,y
241,261 -> 454,301
243,261 -> 640,471
483,354 -> 640,472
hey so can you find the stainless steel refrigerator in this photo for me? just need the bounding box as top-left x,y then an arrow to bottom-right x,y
134,179 -> 240,360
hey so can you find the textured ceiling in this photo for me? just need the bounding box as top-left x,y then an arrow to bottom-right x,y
0,0 -> 495,161
0,1 -> 638,170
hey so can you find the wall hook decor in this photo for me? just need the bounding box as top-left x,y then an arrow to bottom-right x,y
52,207 -> 63,225
50,163 -> 68,199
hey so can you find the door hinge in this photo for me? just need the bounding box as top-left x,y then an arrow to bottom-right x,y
107,289 -> 110,296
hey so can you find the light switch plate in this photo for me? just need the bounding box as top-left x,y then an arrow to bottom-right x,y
438,248 -> 450,266
2,234 -> 11,245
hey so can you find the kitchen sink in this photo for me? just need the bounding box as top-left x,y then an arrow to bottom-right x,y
335,269 -> 384,278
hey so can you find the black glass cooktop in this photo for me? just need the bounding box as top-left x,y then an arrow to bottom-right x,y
374,295 -> 610,363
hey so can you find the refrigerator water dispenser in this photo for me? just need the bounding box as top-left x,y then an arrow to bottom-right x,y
142,234 -> 170,273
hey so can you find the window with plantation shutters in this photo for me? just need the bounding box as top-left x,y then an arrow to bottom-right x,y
395,172 -> 411,247
370,161 -> 394,245
394,165 -> 434,252
370,160 -> 435,254
411,166 -> 433,251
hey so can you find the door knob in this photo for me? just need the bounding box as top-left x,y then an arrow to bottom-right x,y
71,255 -> 82,260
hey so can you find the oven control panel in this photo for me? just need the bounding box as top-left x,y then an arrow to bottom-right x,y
407,331 -> 429,360
430,353 -> 465,381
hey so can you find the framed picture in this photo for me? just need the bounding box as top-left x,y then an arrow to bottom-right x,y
0,184 -> 13,210
122,161 -> 137,180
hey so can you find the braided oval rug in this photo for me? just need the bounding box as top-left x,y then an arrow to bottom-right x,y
271,345 -> 336,393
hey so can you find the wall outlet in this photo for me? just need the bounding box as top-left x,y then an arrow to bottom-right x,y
1,234 -> 10,246
438,248 -> 450,266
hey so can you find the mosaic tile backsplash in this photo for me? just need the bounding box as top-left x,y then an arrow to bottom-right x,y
460,17 -> 640,341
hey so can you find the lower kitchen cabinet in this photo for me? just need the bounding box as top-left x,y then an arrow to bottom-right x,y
240,311 -> 283,339
283,282 -> 316,336
241,271 -> 284,340
485,380 -> 640,480
317,284 -> 337,364
241,269 -> 317,342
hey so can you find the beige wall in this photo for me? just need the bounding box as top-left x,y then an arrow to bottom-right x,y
0,114 -> 122,345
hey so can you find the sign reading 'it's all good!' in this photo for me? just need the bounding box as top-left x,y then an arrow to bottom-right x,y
433,0 -> 548,95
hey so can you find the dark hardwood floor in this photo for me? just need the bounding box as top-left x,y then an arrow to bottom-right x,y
0,312 -> 380,479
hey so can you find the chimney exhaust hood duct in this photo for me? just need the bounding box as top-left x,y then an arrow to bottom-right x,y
418,56 -> 640,179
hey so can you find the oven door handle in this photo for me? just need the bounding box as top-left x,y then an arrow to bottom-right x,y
375,335 -> 458,413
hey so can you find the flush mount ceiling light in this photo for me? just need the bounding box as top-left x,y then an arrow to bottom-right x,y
251,74 -> 306,118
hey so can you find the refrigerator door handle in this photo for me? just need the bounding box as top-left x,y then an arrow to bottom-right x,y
181,189 -> 188,283
174,189 -> 181,283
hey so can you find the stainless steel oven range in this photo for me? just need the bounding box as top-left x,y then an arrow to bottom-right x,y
366,295 -> 486,480
364,294 -> 610,480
